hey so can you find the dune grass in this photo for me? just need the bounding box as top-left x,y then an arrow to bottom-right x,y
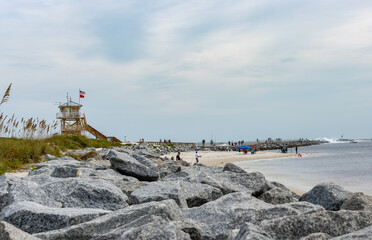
0,135 -> 121,175
0,84 -> 122,174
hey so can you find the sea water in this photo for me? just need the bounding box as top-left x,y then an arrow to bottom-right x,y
236,141 -> 372,194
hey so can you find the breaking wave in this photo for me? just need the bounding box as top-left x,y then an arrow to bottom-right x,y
315,137 -> 348,144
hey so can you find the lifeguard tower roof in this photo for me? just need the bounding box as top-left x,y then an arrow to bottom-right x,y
59,100 -> 82,108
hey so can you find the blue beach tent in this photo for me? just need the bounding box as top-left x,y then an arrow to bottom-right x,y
237,145 -> 252,150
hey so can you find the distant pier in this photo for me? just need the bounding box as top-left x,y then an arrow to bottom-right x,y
143,139 -> 325,151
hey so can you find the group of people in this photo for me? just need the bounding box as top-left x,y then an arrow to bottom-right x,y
201,139 -> 247,147
171,151 -> 201,165
228,140 -> 245,146
201,139 -> 215,147
159,139 -> 172,143
280,146 -> 300,156
280,146 -> 288,153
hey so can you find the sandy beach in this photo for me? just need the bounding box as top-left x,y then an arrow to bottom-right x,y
164,150 -> 298,167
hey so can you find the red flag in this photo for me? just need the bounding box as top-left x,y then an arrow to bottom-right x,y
80,90 -> 86,98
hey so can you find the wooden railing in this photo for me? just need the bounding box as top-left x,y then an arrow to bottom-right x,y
56,112 -> 83,119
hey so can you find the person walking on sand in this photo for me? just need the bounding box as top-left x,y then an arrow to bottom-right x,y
295,147 -> 298,154
176,152 -> 182,161
195,151 -> 201,164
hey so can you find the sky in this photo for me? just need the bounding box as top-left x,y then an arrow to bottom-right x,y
1,0 -> 372,142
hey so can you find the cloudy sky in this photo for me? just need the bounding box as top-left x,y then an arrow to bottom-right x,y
1,0 -> 372,142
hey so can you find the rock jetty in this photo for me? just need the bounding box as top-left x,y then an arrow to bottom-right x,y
0,144 -> 371,239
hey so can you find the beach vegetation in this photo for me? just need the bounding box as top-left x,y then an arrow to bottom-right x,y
0,135 -> 121,175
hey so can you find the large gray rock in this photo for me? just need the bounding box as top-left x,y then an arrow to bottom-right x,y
259,187 -> 295,204
223,163 -> 247,173
181,181 -> 223,208
131,181 -> 223,208
43,179 -> 129,210
0,201 -> 110,234
265,181 -> 300,199
0,221 -> 38,240
260,210 -> 372,240
164,166 -> 266,196
86,169 -> 143,204
200,171 -> 266,196
340,192 -> 372,211
331,225 -> 372,239
8,178 -> 129,210
300,183 -> 350,210
34,158 -> 111,179
182,192 -> 323,240
8,179 -> 58,208
107,150 -> 160,181
131,181 -> 188,208
34,200 -> 201,240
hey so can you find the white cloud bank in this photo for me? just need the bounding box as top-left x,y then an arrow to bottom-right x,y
1,0 -> 372,141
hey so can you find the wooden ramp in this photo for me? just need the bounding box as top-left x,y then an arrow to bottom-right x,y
85,124 -> 107,140
85,124 -> 122,143
83,115 -> 121,143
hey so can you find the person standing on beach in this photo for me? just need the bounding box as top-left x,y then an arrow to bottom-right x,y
295,147 -> 298,154
176,152 -> 182,161
195,151 -> 201,164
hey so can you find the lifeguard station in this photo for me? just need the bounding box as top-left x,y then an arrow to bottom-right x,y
57,96 -> 121,142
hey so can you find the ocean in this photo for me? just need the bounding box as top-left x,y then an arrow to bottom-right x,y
236,141 -> 372,195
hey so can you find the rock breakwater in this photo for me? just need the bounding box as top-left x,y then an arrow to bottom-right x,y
0,144 -> 370,239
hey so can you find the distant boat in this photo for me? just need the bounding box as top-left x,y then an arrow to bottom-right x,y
338,138 -> 353,142
350,140 -> 357,143
338,135 -> 353,142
